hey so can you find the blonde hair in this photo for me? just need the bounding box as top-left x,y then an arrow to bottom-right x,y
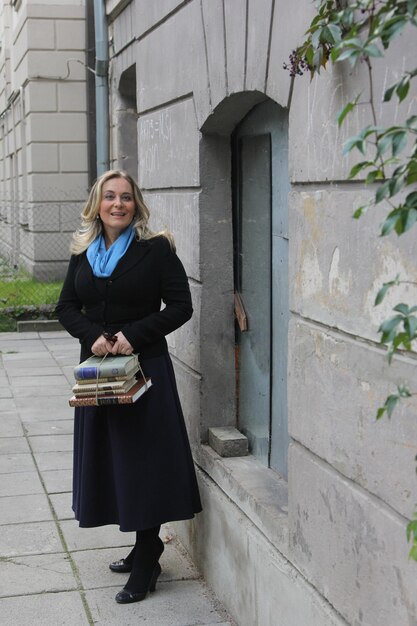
70,169 -> 174,254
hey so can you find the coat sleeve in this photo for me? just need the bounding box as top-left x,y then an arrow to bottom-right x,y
121,237 -> 193,350
55,254 -> 103,350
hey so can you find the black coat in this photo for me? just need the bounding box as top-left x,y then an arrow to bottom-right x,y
56,236 -> 202,531
56,235 -> 193,360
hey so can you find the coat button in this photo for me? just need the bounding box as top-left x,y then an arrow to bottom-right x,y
108,280 -> 113,285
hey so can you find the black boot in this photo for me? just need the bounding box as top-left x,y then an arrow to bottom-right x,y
115,527 -> 164,604
109,544 -> 136,573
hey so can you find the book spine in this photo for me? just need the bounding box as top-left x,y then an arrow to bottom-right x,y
74,364 -> 132,380
69,396 -> 132,407
76,376 -> 126,384
75,367 -> 99,380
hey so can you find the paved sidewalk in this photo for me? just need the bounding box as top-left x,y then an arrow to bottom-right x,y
0,331 -> 233,626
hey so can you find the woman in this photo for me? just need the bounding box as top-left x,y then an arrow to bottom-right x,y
56,170 -> 202,604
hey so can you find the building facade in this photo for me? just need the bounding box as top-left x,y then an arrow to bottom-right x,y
105,2 -> 417,625
1,1 -> 416,624
0,0 -> 88,279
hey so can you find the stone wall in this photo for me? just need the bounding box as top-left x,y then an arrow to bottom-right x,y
107,2 -> 417,625
0,0 -> 88,280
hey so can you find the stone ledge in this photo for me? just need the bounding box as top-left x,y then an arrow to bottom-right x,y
17,320 -> 63,332
196,445 -> 289,556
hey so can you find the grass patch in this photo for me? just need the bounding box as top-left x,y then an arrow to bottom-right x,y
0,279 -> 63,308
0,278 -> 63,332
0,257 -> 63,331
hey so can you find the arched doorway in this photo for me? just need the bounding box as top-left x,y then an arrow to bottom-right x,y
232,99 -> 290,478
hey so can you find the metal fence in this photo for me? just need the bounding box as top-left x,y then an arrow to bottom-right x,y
0,186 -> 84,332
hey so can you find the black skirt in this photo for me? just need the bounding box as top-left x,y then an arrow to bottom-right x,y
72,353 -> 202,531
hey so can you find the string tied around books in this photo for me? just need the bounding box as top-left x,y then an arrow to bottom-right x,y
92,352 -> 149,406
69,352 -> 152,407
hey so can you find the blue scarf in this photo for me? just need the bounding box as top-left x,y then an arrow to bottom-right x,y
86,226 -> 135,278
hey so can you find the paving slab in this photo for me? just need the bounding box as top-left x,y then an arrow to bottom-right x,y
0,437 -> 30,454
85,580 -> 230,626
0,338 -> 50,349
41,468 -> 72,494
0,332 -> 38,340
72,542 -> 199,590
9,375 -> 70,389
0,453 -> 36,474
28,434 -> 73,453
55,354 -> 81,367
6,366 -> 64,378
0,590 -> 89,626
15,395 -> 70,412
0,521 -> 63,557
0,398 -> 17,412
49,491 -> 74,520
23,420 -> 73,437
0,493 -> 53,525
34,450 -> 73,471
1,350 -> 51,361
0,471 -> 44,497
13,386 -> 71,398
0,552 -> 76,598
0,415 -> 24,437
0,331 -> 234,626
60,519 -> 135,551
18,406 -> 73,421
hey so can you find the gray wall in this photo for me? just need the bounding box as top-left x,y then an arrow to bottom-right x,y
108,1 -> 417,625
0,1 -> 88,280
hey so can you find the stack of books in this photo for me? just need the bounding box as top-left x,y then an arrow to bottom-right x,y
68,354 -> 152,407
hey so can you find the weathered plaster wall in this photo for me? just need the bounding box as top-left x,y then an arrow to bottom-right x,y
108,1 -> 417,624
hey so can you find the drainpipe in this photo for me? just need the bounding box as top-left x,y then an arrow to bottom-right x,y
93,0 -> 109,176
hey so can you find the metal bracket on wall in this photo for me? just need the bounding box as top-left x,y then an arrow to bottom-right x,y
234,291 -> 248,332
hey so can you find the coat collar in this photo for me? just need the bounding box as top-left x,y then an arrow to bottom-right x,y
83,238 -> 152,283
110,237 -> 151,280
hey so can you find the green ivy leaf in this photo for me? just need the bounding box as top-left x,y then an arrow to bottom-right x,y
383,83 -> 396,102
327,22 -> 342,45
406,115 -> 417,130
385,394 -> 399,418
404,208 -> 417,232
392,131 -> 408,157
405,192 -> 417,208
397,76 -> 410,102
375,281 -> 396,305
353,204 -> 370,219
348,160 -> 371,178
380,212 -> 400,236
366,169 -> 384,184
375,180 -> 391,204
364,43 -> 383,58
405,315 -> 417,338
379,314 -> 404,338
337,96 -> 360,128
376,133 -> 394,158
393,303 -> 409,315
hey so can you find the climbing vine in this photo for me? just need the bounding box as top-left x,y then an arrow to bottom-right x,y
285,0 -> 417,560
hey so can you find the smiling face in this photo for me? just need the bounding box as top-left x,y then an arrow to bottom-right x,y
99,177 -> 136,243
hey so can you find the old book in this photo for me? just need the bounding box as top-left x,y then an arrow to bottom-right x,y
69,378 -> 152,407
72,377 -> 137,396
74,354 -> 139,381
76,375 -> 130,385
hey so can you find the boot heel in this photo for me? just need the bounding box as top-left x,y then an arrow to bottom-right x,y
149,563 -> 162,592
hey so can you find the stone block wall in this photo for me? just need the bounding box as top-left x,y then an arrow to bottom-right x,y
0,0 -> 88,280
107,2 -> 417,625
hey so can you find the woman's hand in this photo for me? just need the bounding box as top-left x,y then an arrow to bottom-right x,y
91,334 -> 116,356
110,331 -> 134,356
